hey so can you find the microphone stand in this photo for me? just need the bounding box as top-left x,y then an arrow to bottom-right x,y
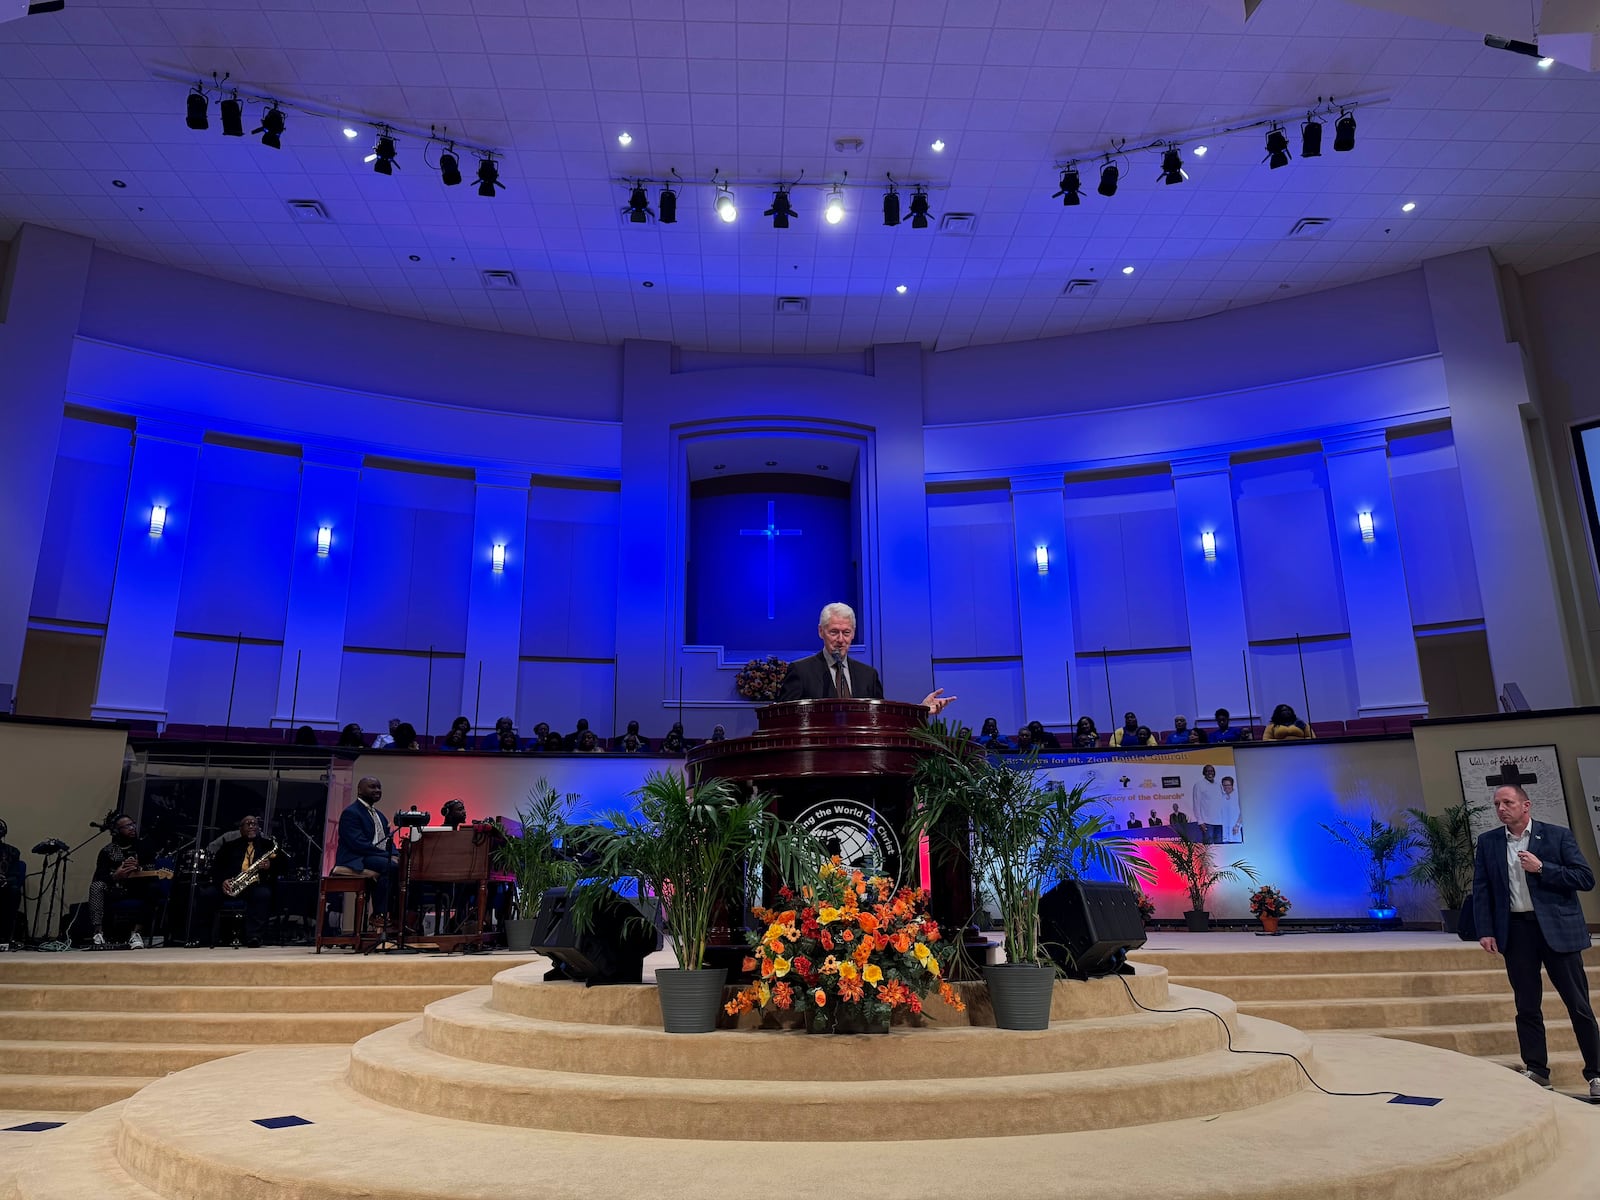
34,826 -> 109,950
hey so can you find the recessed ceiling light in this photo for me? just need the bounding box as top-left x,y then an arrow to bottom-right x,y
713,463 -> 725,470
617,131 -> 633,146
642,280 -> 654,288
1538,56 -> 1555,68
930,139 -> 946,152
342,127 -> 358,140
1193,145 -> 1208,156
895,284 -> 907,294
765,460 -> 778,467
1121,265 -> 1135,275
112,179 -> 127,188
816,464 -> 829,471
1401,201 -> 1416,212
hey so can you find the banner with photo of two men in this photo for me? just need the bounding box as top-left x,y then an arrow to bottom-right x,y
1026,747 -> 1246,845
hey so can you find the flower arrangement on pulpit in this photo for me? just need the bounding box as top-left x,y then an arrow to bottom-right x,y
734,655 -> 789,701
725,858 -> 964,1033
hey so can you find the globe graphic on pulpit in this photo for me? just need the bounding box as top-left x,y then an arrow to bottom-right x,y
813,818 -> 883,875
794,799 -> 903,885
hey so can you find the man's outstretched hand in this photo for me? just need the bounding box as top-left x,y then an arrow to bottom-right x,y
921,689 -> 956,716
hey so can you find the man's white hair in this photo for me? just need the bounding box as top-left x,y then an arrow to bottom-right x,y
818,602 -> 857,629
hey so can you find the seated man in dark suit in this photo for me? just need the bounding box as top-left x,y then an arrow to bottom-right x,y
776,602 -> 954,715
335,776 -> 397,929
1473,783 -> 1600,1096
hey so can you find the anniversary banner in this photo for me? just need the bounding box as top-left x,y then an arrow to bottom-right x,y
1026,747 -> 1245,844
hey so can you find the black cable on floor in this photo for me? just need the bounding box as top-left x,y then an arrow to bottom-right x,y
1113,972 -> 1412,1101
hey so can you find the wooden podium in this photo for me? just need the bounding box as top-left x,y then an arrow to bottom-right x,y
686,699 -> 974,934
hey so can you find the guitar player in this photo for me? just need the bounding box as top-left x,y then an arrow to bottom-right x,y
88,813 -> 161,949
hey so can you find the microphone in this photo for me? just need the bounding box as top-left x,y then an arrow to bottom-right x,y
89,809 -> 121,833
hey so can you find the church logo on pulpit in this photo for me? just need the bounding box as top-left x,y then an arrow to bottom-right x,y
793,799 -> 904,886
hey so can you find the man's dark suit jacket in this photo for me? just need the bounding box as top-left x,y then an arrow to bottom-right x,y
777,650 -> 884,702
1472,819 -> 1594,954
336,801 -> 393,872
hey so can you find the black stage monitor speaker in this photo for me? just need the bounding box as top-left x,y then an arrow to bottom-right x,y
1039,879 -> 1147,978
529,886 -> 658,984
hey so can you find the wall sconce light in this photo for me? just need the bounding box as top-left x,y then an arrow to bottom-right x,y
149,505 -> 167,537
1201,530 -> 1216,560
1358,511 -> 1375,542
317,526 -> 332,557
1035,545 -> 1049,574
492,543 -> 506,573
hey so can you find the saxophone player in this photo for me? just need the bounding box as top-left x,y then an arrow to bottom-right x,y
208,816 -> 278,947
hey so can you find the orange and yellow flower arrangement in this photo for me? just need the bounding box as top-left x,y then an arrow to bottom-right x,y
725,857 -> 965,1033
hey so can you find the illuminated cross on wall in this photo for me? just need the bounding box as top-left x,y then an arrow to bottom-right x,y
739,500 -> 803,620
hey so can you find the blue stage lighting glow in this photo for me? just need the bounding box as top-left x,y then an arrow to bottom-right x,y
149,505 -> 167,537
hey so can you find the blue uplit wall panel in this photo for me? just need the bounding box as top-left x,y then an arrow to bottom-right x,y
1233,453 -> 1348,641
517,660 -> 620,742
1065,474 -> 1189,653
932,661 -> 1024,737
1071,649 -> 1198,732
164,635 -> 282,727
1247,637 -> 1359,724
521,484 -> 619,659
346,468 -> 473,655
174,444 -> 297,641
29,416 -> 130,627
1388,429 -> 1484,627
687,485 -> 853,653
926,489 -> 1020,660
337,649 -> 466,739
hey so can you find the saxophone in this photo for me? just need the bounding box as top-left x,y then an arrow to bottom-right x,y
223,839 -> 279,897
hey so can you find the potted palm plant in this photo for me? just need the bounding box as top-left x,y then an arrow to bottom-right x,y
492,780 -> 579,952
1404,801 -> 1484,934
909,722 -> 1151,1029
1321,815 -> 1418,920
565,769 -> 819,1033
1156,824 -> 1258,931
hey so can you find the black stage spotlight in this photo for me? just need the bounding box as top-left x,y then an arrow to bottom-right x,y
659,185 -> 677,223
475,156 -> 503,197
764,188 -> 797,228
1097,158 -> 1119,197
220,91 -> 243,137
1264,125 -> 1291,168
253,104 -> 284,149
883,184 -> 901,226
439,148 -> 461,185
905,188 -> 931,228
1301,115 -> 1323,158
185,87 -> 208,130
1053,166 -> 1082,205
626,183 -> 653,223
1333,108 -> 1356,152
371,133 -> 398,175
1484,33 -> 1543,59
1159,147 -> 1186,185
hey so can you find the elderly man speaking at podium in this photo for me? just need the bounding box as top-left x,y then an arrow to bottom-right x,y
777,602 -> 955,716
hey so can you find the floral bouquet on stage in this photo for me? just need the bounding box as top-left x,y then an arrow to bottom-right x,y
1248,884 -> 1291,919
725,857 -> 965,1032
735,655 -> 789,702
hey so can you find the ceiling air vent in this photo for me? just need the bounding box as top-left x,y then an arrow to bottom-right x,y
775,296 -> 808,315
940,212 -> 977,234
285,200 -> 330,222
481,270 -> 520,289
1062,278 -> 1098,297
1287,217 -> 1334,239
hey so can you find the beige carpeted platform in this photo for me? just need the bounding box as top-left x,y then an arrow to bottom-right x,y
3,946 -> 1599,1200
1134,933 -> 1600,1088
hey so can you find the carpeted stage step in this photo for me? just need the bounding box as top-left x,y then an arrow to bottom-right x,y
1136,936 -> 1600,1085
0,983 -> 474,1013
0,1010 -> 411,1044
9,1033 -> 1599,1200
